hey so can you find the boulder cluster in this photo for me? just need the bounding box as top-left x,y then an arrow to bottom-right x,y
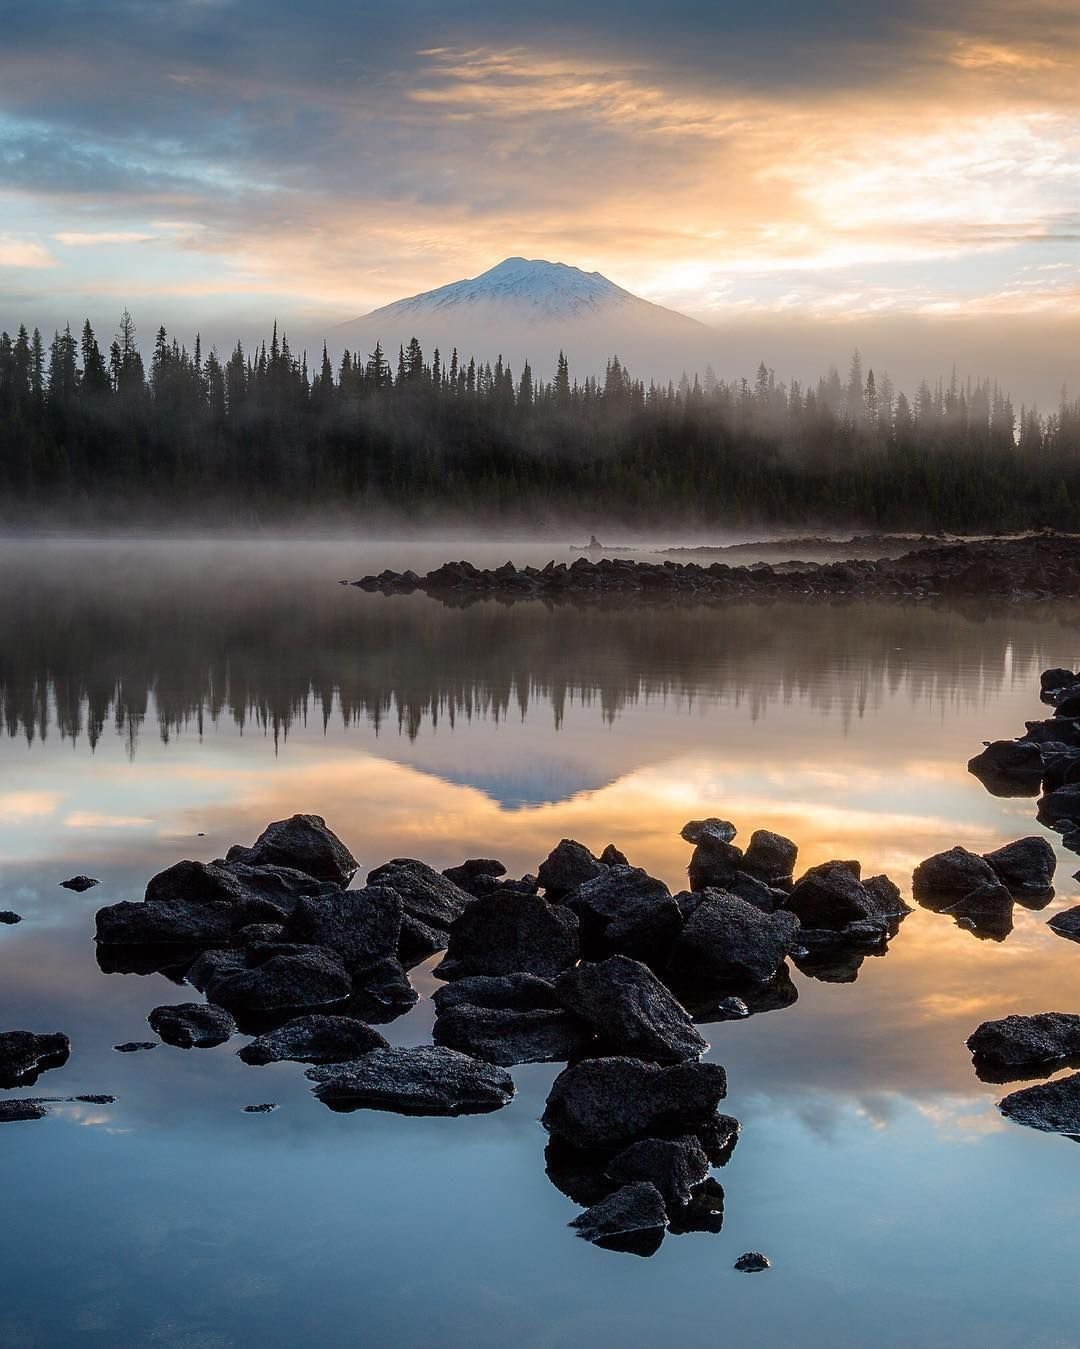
85,810 -> 915,1256
349,535 -> 1080,605
911,837 -> 1056,941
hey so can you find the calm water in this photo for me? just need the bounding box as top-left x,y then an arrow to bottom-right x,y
2,538 -> 1080,1349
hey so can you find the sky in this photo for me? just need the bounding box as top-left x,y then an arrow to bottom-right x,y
0,0 -> 1078,401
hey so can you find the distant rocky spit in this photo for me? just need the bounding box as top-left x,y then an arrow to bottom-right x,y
5,714 -> 1080,1258
349,533 -> 1080,605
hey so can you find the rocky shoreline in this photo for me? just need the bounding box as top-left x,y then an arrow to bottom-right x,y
348,534 -> 1080,604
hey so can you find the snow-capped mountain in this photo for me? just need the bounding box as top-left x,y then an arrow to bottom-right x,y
333,258 -> 716,382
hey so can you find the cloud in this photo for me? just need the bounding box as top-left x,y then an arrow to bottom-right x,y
54,231 -> 156,246
0,234 -> 53,267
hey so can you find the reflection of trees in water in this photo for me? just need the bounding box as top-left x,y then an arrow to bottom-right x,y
1,545 -> 1077,752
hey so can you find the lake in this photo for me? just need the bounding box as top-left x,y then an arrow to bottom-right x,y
1,537 -> 1079,1349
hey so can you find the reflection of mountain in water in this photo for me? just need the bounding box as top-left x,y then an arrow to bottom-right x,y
1,543 -> 1077,753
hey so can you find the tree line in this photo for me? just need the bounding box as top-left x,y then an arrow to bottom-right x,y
1,312 -> 1078,528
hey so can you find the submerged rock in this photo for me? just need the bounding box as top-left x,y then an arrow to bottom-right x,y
243,1103 -> 277,1113
238,1014 -> 388,1065
436,891 -> 580,981
114,1041 -> 157,1053
147,1002 -> 236,1049
0,1031 -> 71,1088
968,1012 -> 1080,1082
555,955 -> 707,1064
569,1182 -> 667,1257
912,847 -> 999,910
999,1072 -> 1080,1134
0,1100 -> 48,1123
543,1056 -> 728,1151
734,1252 -> 771,1273
604,1135 -> 710,1209
983,836 -> 1056,896
307,1045 -> 514,1115
537,839 -> 606,899
667,890 -> 797,990
60,875 -> 99,892
227,814 -> 358,887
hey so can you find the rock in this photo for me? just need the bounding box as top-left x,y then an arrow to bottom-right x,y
714,997 -> 750,1019
367,859 -> 474,932
721,870 -> 789,913
397,912 -> 447,966
668,1177 -> 727,1235
307,1045 -> 514,1115
0,1031 -> 71,1088
569,1182 -> 668,1257
1023,718 -> 1080,748
95,898 -> 234,948
243,1103 -> 277,1113
114,1041 -> 156,1052
73,1094 -> 114,1105
431,972 -> 560,1013
680,819 -> 737,846
790,924 -> 888,983
942,881 -> 1014,941
911,847 -> 1000,910
1038,748 -> 1080,793
863,874 -> 911,917
0,1100 -> 48,1123
434,1002 -> 591,1066
236,922 -> 288,946
147,1003 -> 236,1049
227,815 -> 358,886
604,1135 -> 710,1209
1055,690 -> 1080,718
291,884 -> 402,974
542,1056 -> 728,1151
1042,667 -> 1077,693
555,955 -> 707,1064
983,836 -> 1056,896
342,958 -> 418,1024
145,860 -> 245,906
537,839 -> 606,898
600,844 -> 630,867
667,890 -> 798,990
1038,784 -> 1080,827
740,830 -> 798,883
784,861 -> 882,928
60,875 -> 99,892
670,964 -> 799,1023
999,1072 -> 1080,1134
968,1012 -> 1080,1082
207,949 -> 352,1023
687,840 -> 744,891
0,911 -> 21,924
435,891 -> 580,982
967,740 -> 1044,796
441,859 -> 507,894
564,866 -> 683,966
221,861 -> 338,920
186,948 -> 248,993
734,1252 -> 771,1272
238,1014 -> 388,1065
1049,906 -> 1080,942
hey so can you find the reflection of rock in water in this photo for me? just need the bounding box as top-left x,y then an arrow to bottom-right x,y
999,1072 -> 1080,1136
968,1013 -> 1080,1084
0,1031 -> 71,1089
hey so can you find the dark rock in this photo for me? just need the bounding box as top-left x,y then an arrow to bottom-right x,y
60,875 -> 99,892
366,859 -> 474,932
243,1103 -> 277,1113
147,1002 -> 236,1049
431,971 -> 559,1013
1038,784 -> 1080,827
734,1252 -> 771,1272
697,1113 -> 740,1166
999,1072 -> 1080,1134
968,1012 -> 1080,1082
721,870 -> 789,913
1038,748 -> 1080,794
564,866 -> 683,966
186,948 -> 248,993
114,1041 -> 157,1052
668,1177 -> 727,1235
307,1045 -> 514,1115
569,1182 -> 668,1257
1023,718 -> 1080,748
73,1094 -> 114,1105
680,819 -> 737,846
790,924 -> 888,982
1055,690 -> 1080,718
714,996 -> 750,1019
741,830 -> 798,883
207,948 -> 351,1022
0,1031 -> 71,1088
227,814 -> 358,887
342,958 -> 418,1024
784,861 -> 881,928
863,874 -> 911,917
983,836 -> 1056,896
397,911 -> 447,966
675,965 -> 799,1023
95,897 -> 234,948
222,861 -> 339,920
604,1135 -> 710,1209
0,911 -> 21,924
434,1001 -> 591,1066
667,890 -> 798,991
942,880 -> 1014,941
238,1014 -> 388,1065
555,955 -> 707,1064
436,891 -> 580,981
236,922 -> 288,946
911,847 -> 999,910
291,884 -> 402,974
600,844 -> 630,867
1042,667 -> 1077,693
441,859 -> 507,893
543,1056 -> 728,1151
687,840 -> 744,891
967,741 -> 1044,796
537,839 -> 606,898
1049,906 -> 1080,942
145,859 -> 245,906
545,1136 -> 621,1206
0,1100 -> 48,1123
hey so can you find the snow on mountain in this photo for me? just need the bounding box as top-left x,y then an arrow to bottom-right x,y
334,258 -> 716,382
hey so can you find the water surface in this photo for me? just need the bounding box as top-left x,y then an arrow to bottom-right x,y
2,538 -> 1079,1348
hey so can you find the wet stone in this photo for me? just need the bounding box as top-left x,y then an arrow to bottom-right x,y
570,1182 -> 668,1257
999,1072 -> 1080,1134
0,1030 -> 71,1088
734,1252 -> 771,1273
147,1002 -> 236,1049
243,1103 -> 277,1113
60,875 -> 98,892
238,1014 -> 389,1066
307,1045 -> 515,1116
0,1100 -> 48,1123
0,912 -> 21,924
604,1135 -> 710,1209
435,891 -> 580,982
554,955 -> 707,1064
537,839 -> 606,899
968,1012 -> 1080,1082
115,1041 -> 157,1053
912,847 -> 1000,910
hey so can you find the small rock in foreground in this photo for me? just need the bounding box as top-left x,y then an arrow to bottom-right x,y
0,911 -> 21,925
114,1041 -> 157,1053
734,1251 -> 771,1272
60,876 -> 99,892
147,1002 -> 237,1049
243,1103 -> 277,1113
